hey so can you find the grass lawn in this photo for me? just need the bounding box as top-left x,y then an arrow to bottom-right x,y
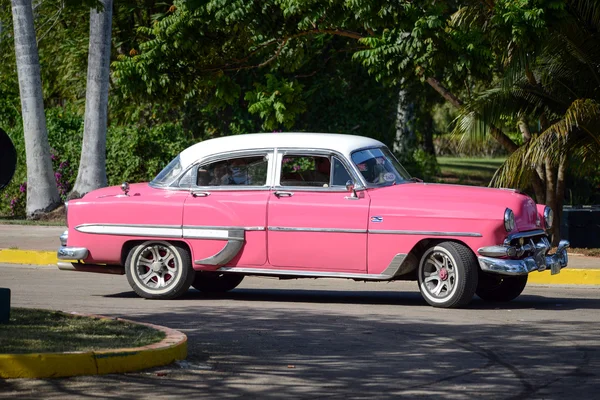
435,157 -> 506,187
0,308 -> 165,354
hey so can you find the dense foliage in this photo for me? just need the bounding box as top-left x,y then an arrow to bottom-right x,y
1,0 -> 599,218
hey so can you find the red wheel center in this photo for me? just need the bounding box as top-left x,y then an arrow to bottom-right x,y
439,268 -> 448,281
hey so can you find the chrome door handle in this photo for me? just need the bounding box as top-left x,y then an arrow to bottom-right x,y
191,191 -> 210,197
274,191 -> 293,198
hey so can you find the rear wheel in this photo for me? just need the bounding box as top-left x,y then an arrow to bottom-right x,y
192,272 -> 244,293
417,242 -> 478,308
476,273 -> 528,302
125,241 -> 194,299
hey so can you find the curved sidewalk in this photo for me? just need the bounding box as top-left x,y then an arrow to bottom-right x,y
0,313 -> 187,379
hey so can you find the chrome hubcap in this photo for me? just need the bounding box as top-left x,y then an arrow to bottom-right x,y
422,251 -> 456,299
135,244 -> 178,289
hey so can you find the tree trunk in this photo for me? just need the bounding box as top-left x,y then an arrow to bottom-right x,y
393,88 -> 415,156
70,0 -> 112,198
517,117 -> 545,203
11,0 -> 61,218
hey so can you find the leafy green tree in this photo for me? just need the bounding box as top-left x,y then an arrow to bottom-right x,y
452,0 -> 600,242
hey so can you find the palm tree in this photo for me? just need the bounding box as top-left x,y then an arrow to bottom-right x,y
453,0 -> 600,244
70,0 -> 112,198
10,0 -> 61,217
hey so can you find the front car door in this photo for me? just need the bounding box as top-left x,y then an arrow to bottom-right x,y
181,150 -> 273,268
267,150 -> 370,272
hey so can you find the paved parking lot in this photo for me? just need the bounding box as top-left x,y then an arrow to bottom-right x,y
1,264 -> 599,399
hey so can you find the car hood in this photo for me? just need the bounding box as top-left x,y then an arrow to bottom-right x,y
367,183 -> 540,232
81,183 -> 153,199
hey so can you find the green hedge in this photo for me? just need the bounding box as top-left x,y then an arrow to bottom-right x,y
1,107 -> 194,217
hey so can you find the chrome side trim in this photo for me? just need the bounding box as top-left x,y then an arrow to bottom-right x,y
184,225 -> 265,232
380,254 -> 408,277
268,227 -> 367,233
215,267 -> 401,280
75,224 -> 182,238
194,230 -> 245,266
182,228 -> 244,241
57,247 -> 89,260
369,230 -> 482,237
76,224 -> 265,239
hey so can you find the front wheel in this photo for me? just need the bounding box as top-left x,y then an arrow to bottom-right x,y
417,242 -> 478,308
192,272 -> 244,293
476,273 -> 528,302
125,241 -> 194,299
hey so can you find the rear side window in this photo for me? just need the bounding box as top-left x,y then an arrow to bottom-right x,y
196,155 -> 269,187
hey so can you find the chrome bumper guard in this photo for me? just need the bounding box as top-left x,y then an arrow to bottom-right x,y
58,247 -> 89,260
478,239 -> 569,276
57,230 -> 89,260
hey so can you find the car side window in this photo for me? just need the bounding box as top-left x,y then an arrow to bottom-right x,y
280,155 -> 331,187
331,157 -> 353,186
196,155 -> 268,187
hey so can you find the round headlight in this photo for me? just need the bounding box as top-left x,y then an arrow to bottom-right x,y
504,208 -> 515,232
544,206 -> 554,230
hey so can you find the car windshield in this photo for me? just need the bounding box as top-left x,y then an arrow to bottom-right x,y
151,155 -> 184,187
351,147 -> 411,186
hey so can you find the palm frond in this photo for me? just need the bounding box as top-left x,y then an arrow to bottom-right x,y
490,144 -> 533,189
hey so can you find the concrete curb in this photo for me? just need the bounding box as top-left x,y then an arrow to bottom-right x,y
0,312 -> 187,379
1,248 -> 599,285
0,249 -> 57,265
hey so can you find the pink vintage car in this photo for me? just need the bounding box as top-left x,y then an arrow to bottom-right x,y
57,133 -> 569,308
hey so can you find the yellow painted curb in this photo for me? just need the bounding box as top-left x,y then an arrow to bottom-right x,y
0,249 -> 57,265
0,314 -> 187,379
528,268 -> 600,285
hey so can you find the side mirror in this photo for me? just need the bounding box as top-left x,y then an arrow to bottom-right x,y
345,180 -> 358,199
345,180 -> 355,192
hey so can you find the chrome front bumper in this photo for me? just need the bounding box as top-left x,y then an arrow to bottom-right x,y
478,239 -> 569,276
57,230 -> 89,260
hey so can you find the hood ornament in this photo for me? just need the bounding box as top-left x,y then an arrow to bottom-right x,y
121,182 -> 130,196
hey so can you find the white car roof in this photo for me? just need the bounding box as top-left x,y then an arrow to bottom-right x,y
179,132 -> 385,168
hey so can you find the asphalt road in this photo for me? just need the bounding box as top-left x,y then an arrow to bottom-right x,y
1,264 -> 599,399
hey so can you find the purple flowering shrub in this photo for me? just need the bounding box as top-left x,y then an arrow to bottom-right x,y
51,150 -> 75,201
1,150 -> 74,217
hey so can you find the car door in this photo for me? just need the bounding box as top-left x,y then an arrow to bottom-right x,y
267,151 -> 370,272
182,151 -> 273,268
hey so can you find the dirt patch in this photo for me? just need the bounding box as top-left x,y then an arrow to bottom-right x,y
33,204 -> 66,223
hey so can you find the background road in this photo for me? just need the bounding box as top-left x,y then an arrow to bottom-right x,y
1,263 -> 599,399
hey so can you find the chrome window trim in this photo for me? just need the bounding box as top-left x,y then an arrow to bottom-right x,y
368,229 -> 482,237
268,227 -> 367,233
274,148 -> 367,190
146,148 -> 276,190
181,149 -> 275,191
350,146 -> 413,188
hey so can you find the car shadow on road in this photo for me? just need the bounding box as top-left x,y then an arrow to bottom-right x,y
101,288 -> 600,311
4,293 -> 599,400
